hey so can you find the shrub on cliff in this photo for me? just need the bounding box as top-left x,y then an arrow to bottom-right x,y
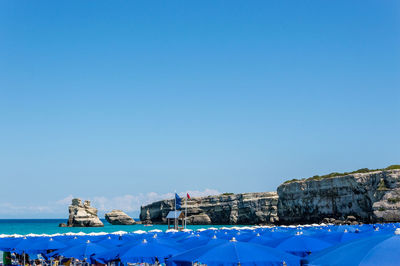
386,165 -> 400,170
284,164 -> 399,184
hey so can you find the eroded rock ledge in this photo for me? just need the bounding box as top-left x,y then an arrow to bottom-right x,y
140,192 -> 279,225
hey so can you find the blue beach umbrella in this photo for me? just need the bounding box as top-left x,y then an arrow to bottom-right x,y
60,236 -> 89,246
119,238 -> 182,264
181,235 -> 228,250
0,237 -> 25,252
14,237 -> 41,254
320,230 -> 373,244
306,231 -> 400,266
28,237 -> 67,253
168,237 -> 301,266
248,233 -> 274,246
177,234 -> 215,249
50,240 -> 108,262
94,237 -> 183,264
96,236 -> 124,248
276,234 -> 333,257
235,231 -> 258,242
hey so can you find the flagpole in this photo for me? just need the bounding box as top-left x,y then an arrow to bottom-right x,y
185,195 -> 187,229
174,191 -> 177,230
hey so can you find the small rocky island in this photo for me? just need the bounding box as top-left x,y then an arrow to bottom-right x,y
140,165 -> 400,225
60,198 -> 104,227
105,210 -> 136,225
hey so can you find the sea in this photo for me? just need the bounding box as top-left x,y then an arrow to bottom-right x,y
0,219 -> 238,235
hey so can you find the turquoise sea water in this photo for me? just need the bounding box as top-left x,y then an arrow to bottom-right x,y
0,219 -> 239,235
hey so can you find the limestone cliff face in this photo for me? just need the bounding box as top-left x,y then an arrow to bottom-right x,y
277,170 -> 400,224
140,192 -> 278,225
67,198 -> 104,227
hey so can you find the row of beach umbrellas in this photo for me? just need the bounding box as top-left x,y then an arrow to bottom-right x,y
0,223 -> 399,265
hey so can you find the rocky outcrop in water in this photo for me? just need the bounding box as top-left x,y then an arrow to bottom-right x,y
66,198 -> 104,227
105,210 -> 135,225
277,169 -> 400,224
140,192 -> 278,225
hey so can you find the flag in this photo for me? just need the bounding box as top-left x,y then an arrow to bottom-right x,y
175,193 -> 182,210
187,193 -> 191,199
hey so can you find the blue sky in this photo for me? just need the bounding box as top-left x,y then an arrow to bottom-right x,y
0,0 -> 399,218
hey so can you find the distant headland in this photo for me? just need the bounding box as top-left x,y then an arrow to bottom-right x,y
61,165 -> 400,227
140,165 -> 400,226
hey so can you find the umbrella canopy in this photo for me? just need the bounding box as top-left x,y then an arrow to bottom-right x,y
0,237 -> 25,252
60,236 -> 89,246
118,238 -> 182,264
94,237 -> 183,264
14,237 -> 41,254
306,232 -> 400,266
320,230 -> 373,244
26,237 -> 67,253
93,236 -> 124,248
50,240 -> 108,261
177,234 -> 217,249
276,234 -> 333,257
168,237 -> 300,266
248,233 -> 274,246
181,235 -> 228,250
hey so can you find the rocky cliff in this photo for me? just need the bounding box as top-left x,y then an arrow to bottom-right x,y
140,167 -> 400,225
277,169 -> 400,224
140,192 -> 278,225
67,198 -> 104,227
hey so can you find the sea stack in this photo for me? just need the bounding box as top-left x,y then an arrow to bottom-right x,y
65,198 -> 104,227
105,210 -> 136,225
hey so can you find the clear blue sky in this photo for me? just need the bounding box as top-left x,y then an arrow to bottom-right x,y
0,0 -> 399,218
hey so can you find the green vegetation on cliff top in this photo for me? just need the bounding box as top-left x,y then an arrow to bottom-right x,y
284,164 -> 400,184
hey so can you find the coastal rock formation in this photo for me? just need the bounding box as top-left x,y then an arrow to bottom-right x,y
67,198 -> 104,227
140,192 -> 278,225
105,210 -> 135,225
277,169 -> 400,224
